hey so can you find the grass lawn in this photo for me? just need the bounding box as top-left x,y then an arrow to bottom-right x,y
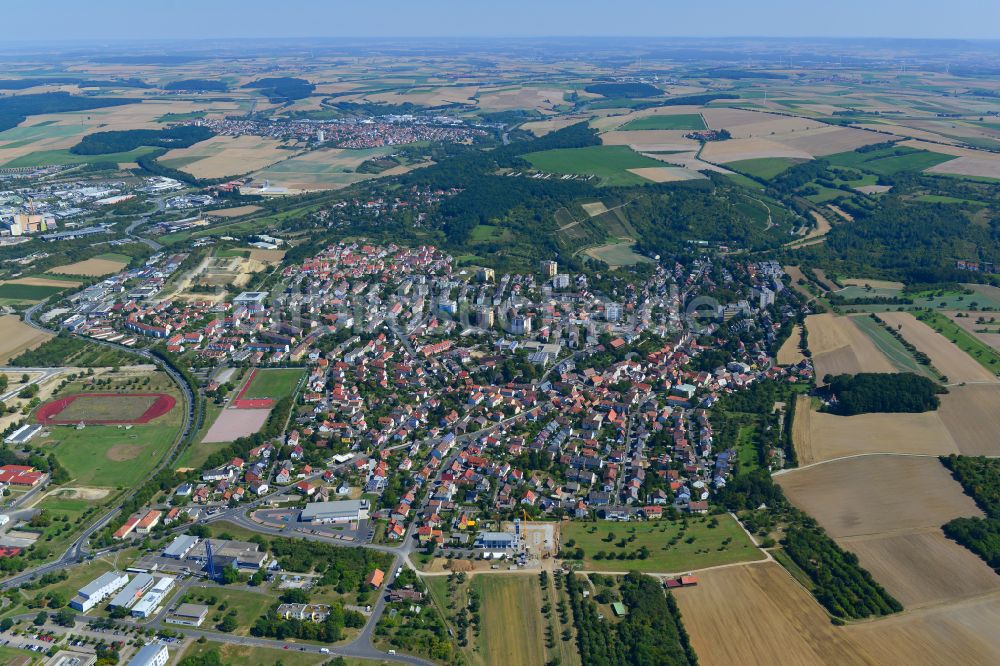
3,146 -> 157,168
242,368 -> 304,401
178,640 -> 333,666
180,586 -> 271,635
916,310 -> 1000,373
523,145 -> 664,186
561,514 -> 764,573
726,157 -> 803,180
850,314 -> 943,380
0,645 -> 38,663
1,556 -> 117,618
618,113 -> 706,131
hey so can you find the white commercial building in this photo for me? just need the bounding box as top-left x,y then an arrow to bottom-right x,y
70,571 -> 129,612
128,643 -> 169,666
299,499 -> 370,524
131,576 -> 174,618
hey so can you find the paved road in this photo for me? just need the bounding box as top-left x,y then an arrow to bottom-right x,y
0,366 -> 66,403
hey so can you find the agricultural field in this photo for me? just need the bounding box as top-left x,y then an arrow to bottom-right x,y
160,134 -> 292,179
0,278 -> 76,305
47,256 -> 128,277
880,311 -> 1000,383
825,145 -> 955,176
0,315 -> 53,363
253,146 -> 426,190
207,204 -> 263,217
776,325 -> 805,365
618,113 -> 706,130
523,145 -> 665,186
791,394 -> 958,465
804,313 -> 897,380
725,157 -> 804,180
473,575 -> 548,666
559,514 -> 763,573
777,455 -> 999,608
849,314 -> 941,379
937,385 -> 1000,456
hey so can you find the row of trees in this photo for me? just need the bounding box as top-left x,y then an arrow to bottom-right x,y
941,455 -> 1000,573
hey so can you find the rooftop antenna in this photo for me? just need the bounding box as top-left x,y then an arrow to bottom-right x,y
206,539 -> 217,581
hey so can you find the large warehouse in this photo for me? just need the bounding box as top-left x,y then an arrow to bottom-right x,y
299,499 -> 370,524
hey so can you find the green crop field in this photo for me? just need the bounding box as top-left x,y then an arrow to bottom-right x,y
727,157 -> 804,180
3,146 -> 157,168
242,368 -> 304,400
524,145 -> 665,186
560,513 -> 764,572
619,113 -> 706,131
826,146 -> 954,175
0,283 -> 67,304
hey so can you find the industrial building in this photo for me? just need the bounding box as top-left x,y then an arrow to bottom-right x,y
299,499 -> 370,524
474,531 -> 516,549
166,603 -> 209,627
163,534 -> 199,559
70,571 -> 129,612
3,423 -> 42,445
109,573 -> 154,609
128,643 -> 169,666
131,576 -> 175,618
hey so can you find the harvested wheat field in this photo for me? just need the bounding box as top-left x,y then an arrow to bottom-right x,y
477,87 -> 565,112
839,530 -> 1000,607
627,166 -> 705,182
206,205 -> 262,218
778,126 -> 895,156
523,116 -> 589,136
805,313 -> 897,379
879,311 -> 998,384
827,204 -> 855,222
926,156 -> 1000,180
162,135 -> 291,179
776,326 -> 806,365
3,276 -> 80,288
777,455 -> 979,538
945,311 -> 1000,355
938,384 -> 1000,455
778,455 -> 998,608
840,278 -> 904,290
600,129 -> 700,152
248,249 -> 285,264
48,258 -> 126,277
700,137 -> 814,163
0,315 -> 53,363
673,562 -> 866,665
792,401 -> 957,465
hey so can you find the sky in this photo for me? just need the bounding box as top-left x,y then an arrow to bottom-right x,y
6,0 -> 1000,41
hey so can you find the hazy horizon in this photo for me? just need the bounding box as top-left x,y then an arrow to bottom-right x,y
5,0 -> 1000,42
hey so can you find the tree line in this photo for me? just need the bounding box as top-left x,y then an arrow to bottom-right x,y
941,455 -> 1000,573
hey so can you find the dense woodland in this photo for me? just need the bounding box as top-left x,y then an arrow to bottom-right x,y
566,571 -> 696,666
163,79 -> 229,92
0,92 -> 134,132
71,125 -> 214,154
243,76 -> 315,101
584,82 -> 663,98
823,372 -> 943,415
941,455 -> 1000,573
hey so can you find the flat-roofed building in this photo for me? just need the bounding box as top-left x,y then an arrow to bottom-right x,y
474,531 -> 516,549
166,603 -> 209,627
128,642 -> 169,666
131,577 -> 174,618
70,571 -> 129,612
299,499 -> 370,524
163,534 -> 199,559
109,573 -> 154,609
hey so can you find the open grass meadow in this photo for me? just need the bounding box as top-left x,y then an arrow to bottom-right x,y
524,145 -> 664,186
180,586 -> 270,635
561,513 -> 764,572
242,368 -> 304,401
619,113 -> 706,131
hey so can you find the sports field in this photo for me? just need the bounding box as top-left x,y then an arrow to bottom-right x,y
583,242 -> 651,268
35,392 -> 175,424
524,145 -> 665,186
240,367 -> 304,401
619,113 -> 706,131
560,514 -> 763,573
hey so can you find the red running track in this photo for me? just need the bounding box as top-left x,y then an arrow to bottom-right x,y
231,368 -> 274,410
35,393 -> 177,425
